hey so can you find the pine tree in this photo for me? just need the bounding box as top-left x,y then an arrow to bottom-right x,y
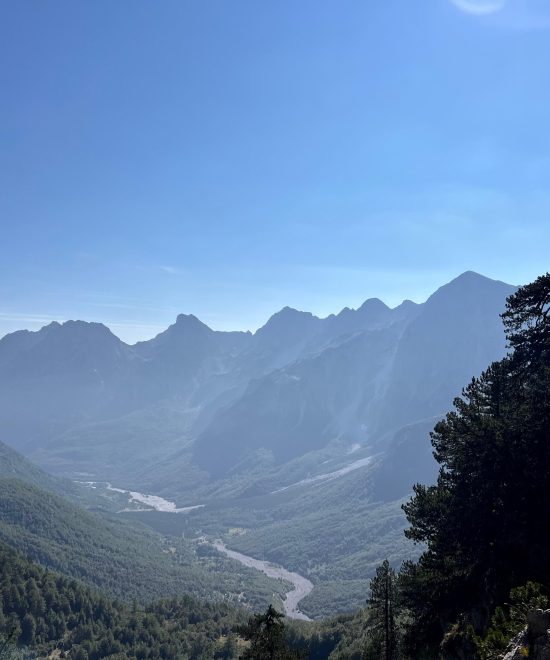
238,605 -> 302,660
366,560 -> 400,660
400,273 -> 550,657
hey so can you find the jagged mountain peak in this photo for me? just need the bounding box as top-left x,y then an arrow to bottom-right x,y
255,307 -> 319,336
174,313 -> 210,329
395,298 -> 416,308
5,319 -> 124,350
141,313 -> 211,342
133,313 -> 216,360
268,306 -> 316,321
43,321 -> 61,330
58,319 -> 119,338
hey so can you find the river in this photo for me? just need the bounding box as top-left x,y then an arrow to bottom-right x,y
81,481 -> 314,619
104,483 -> 205,513
213,540 -> 313,621
78,481 -> 204,513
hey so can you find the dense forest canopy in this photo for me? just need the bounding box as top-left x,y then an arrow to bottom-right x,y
0,540 -> 244,659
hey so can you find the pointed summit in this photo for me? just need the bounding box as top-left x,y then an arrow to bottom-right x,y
393,299 -> 417,312
174,313 -> 212,332
391,299 -> 420,323
134,313 -> 215,360
357,298 -> 390,315
255,307 -> 319,338
426,271 -> 515,309
324,297 -> 392,338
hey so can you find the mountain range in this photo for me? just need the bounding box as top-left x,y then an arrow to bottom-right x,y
0,271 -> 517,615
0,271 -> 513,487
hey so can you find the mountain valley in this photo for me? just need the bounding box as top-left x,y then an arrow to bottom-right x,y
0,272 -> 516,619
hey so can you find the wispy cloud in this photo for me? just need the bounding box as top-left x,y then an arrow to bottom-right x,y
450,0 -> 506,16
160,265 -> 179,275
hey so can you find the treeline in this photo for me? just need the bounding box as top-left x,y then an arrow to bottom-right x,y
0,540 -> 243,659
360,273 -> 550,659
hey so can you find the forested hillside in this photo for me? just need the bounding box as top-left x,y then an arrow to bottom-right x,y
0,540 -> 244,659
0,440 -> 113,510
0,478 -> 287,611
0,535 -> 386,659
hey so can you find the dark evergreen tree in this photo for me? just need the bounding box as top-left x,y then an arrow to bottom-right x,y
400,273 -> 550,657
365,560 -> 399,660
238,605 -> 304,659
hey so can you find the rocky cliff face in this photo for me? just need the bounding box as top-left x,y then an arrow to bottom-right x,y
502,610 -> 550,660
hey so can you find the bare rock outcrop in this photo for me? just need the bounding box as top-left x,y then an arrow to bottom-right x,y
501,609 -> 550,659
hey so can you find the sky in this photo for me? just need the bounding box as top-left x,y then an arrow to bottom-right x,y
1,0 -> 550,343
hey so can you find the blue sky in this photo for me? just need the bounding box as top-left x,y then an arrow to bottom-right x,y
1,0 -> 550,342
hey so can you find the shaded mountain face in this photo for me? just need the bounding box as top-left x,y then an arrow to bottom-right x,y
193,326 -> 403,476
245,307 -> 322,374
0,316 -> 251,452
370,417 -> 441,502
0,321 -> 138,450
0,272 -> 515,492
192,272 -> 515,477
372,271 -> 513,437
131,314 -> 251,404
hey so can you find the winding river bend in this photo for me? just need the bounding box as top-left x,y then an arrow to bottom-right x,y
81,481 -> 314,620
213,541 -> 313,621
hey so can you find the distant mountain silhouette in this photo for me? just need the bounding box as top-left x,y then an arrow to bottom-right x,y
0,272 -> 515,496
193,272 -> 514,476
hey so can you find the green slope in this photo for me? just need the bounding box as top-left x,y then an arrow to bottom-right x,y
0,438 -> 121,510
0,438 -> 78,495
0,536 -> 371,659
0,478 -> 289,611
0,538 -> 244,659
126,463 -> 418,619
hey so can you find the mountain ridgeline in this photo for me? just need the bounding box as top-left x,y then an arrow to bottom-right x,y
0,271 -> 514,495
0,271 -> 524,626
2,270 -> 550,659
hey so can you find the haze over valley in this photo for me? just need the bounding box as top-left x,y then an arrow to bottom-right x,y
0,271 -> 514,618
3,1 -> 550,657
